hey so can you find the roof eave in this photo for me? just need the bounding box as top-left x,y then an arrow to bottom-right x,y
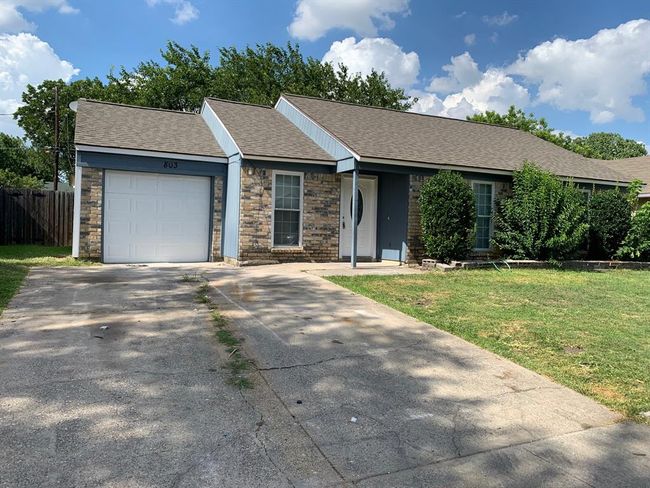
75,144 -> 227,163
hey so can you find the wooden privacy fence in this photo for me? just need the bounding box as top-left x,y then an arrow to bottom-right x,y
0,188 -> 74,246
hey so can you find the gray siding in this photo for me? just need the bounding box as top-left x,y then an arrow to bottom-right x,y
201,103 -> 240,156
222,156 -> 241,259
377,173 -> 409,261
77,151 -> 226,176
276,98 -> 354,161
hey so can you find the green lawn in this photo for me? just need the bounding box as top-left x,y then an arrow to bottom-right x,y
328,270 -> 650,422
0,246 -> 97,314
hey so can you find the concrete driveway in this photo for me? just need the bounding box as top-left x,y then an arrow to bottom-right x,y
0,263 -> 648,487
0,266 -> 338,487
206,263 -> 650,487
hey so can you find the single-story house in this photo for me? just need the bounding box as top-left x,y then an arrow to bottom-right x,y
602,156 -> 650,205
72,94 -> 630,265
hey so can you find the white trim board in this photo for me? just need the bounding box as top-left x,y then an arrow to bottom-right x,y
246,154 -> 336,165
276,96 -> 362,161
358,156 -> 629,186
75,144 -> 227,163
201,100 -> 243,157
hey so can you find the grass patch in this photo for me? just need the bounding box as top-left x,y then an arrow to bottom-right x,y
195,283 -> 211,304
0,264 -> 28,315
328,269 -> 650,422
0,245 -> 96,317
194,282 -> 253,389
181,272 -> 203,283
0,245 -> 95,267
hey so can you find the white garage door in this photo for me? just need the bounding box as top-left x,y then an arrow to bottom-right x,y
103,170 -> 211,263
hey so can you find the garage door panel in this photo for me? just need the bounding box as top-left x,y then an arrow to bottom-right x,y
103,170 -> 211,263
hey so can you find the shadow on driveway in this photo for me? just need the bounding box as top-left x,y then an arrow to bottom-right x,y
207,264 -> 650,487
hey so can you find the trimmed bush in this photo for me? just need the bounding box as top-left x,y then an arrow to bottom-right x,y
493,162 -> 588,260
419,171 -> 475,262
615,204 -> 650,261
588,189 -> 632,259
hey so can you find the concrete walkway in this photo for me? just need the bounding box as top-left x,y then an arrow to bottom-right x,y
1,263 -> 648,487
206,262 -> 650,487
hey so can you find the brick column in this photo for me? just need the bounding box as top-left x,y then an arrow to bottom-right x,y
78,167 -> 103,259
211,176 -> 224,260
406,174 -> 426,264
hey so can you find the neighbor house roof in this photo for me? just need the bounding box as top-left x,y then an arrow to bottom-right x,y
281,94 -> 629,183
204,98 -> 335,163
600,156 -> 650,194
74,99 -> 226,159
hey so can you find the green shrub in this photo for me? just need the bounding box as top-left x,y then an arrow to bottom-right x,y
615,204 -> 650,261
492,162 -> 588,260
419,171 -> 475,262
0,169 -> 43,189
588,189 -> 632,259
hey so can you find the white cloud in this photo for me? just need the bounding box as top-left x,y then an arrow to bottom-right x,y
145,0 -> 198,25
0,0 -> 78,33
553,128 -> 582,139
288,0 -> 410,41
508,19 -> 650,123
412,52 -> 529,119
0,33 -> 78,136
323,36 -> 420,88
454,11 -> 467,19
463,33 -> 476,46
427,52 -> 482,95
482,11 -> 518,27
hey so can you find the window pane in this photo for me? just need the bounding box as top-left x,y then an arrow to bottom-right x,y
348,189 -> 364,225
274,173 -> 301,211
473,183 -> 493,249
273,210 -> 300,246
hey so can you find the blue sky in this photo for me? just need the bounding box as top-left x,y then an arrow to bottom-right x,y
1,0 -> 649,147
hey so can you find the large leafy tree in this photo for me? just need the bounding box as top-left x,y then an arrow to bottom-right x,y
14,78 -> 119,182
572,132 -> 647,160
0,133 -> 48,188
468,106 -> 647,160
13,41 -> 411,183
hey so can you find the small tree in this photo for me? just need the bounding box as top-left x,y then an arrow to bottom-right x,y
588,189 -> 632,259
419,171 -> 475,262
615,204 -> 650,261
492,162 -> 588,260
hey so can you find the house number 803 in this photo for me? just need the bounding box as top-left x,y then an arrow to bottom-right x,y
163,161 -> 178,169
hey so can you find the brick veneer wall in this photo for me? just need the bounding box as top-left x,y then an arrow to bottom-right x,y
212,176 -> 223,260
78,167 -> 103,259
405,174 -> 513,264
238,165 -> 340,263
406,174 -> 425,264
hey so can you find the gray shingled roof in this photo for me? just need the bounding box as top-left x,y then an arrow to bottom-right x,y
204,98 -> 335,163
282,94 -> 630,183
601,156 -> 650,193
74,99 -> 226,158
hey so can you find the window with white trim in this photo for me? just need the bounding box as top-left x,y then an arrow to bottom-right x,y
472,182 -> 494,250
272,171 -> 303,247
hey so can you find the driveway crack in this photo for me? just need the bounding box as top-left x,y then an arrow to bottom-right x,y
237,388 -> 296,488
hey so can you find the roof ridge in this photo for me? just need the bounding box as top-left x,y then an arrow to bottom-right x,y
204,97 -> 273,109
78,98 -> 198,115
280,92 -> 528,133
